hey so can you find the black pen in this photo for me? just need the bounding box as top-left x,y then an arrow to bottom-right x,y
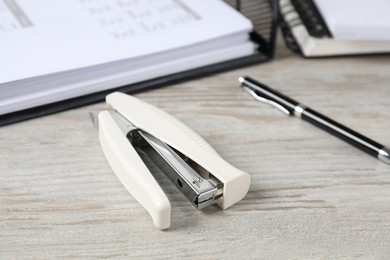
239,76 -> 390,165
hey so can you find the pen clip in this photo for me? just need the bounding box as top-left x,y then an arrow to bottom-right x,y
242,86 -> 291,115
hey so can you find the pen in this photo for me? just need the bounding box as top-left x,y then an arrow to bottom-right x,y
239,76 -> 390,165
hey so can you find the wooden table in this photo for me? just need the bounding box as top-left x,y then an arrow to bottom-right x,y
2,38 -> 390,259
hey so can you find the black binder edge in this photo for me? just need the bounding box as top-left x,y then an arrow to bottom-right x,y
0,0 -> 279,127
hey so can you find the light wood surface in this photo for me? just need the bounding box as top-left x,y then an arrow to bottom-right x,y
1,38 -> 390,259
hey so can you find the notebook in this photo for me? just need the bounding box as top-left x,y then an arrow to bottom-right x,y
0,0 -> 279,125
279,0 -> 390,57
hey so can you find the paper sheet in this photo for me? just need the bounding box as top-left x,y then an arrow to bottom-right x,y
0,0 -> 252,84
313,0 -> 390,40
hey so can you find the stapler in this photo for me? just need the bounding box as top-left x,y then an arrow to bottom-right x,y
95,92 -> 250,229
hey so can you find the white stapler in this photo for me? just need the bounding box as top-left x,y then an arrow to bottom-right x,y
96,92 -> 250,229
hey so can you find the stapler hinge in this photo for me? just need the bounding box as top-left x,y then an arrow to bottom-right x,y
110,111 -> 223,209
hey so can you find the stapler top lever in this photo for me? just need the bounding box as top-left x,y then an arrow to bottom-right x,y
97,92 -> 250,229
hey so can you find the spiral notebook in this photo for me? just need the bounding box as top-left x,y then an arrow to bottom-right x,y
280,0 -> 390,57
0,0 -> 278,126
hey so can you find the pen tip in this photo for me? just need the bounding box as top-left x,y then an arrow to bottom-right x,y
238,77 -> 245,84
378,147 -> 390,165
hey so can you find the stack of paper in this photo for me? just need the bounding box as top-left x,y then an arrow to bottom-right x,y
0,0 -> 255,115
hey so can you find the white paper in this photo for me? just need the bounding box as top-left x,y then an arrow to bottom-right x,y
0,0 -> 252,84
313,0 -> 390,40
0,42 -> 255,114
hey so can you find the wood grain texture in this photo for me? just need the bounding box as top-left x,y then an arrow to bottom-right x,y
1,38 -> 390,259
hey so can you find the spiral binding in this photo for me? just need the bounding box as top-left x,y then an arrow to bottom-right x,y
280,0 -> 331,54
